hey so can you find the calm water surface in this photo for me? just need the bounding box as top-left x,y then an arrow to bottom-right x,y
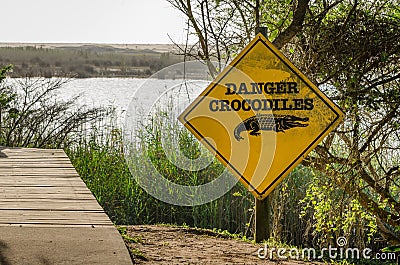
61,78 -> 144,114
6,77 -> 207,126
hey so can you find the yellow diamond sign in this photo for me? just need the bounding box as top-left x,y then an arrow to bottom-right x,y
178,33 -> 344,200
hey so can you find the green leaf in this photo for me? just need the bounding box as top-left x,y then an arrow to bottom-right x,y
381,246 -> 400,253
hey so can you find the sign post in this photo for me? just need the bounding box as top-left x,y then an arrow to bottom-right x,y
254,27 -> 272,243
255,194 -> 271,242
179,28 -> 344,242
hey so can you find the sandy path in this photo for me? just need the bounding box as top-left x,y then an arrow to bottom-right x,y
125,225 -> 326,265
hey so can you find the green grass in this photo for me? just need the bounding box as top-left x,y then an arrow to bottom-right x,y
66,122 -> 254,234
117,226 -> 143,244
116,225 -> 147,262
129,248 -> 148,261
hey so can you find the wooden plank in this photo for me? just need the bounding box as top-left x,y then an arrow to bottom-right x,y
0,168 -> 79,174
2,193 -> 97,200
0,199 -> 103,211
0,158 -> 72,162
0,176 -> 83,181
0,165 -> 75,169
0,157 -> 68,161
0,158 -> 74,163
0,147 -> 65,153
0,151 -> 67,158
0,175 -> 85,181
0,197 -> 100,203
0,210 -> 112,225
0,172 -> 80,177
0,185 -> 92,191
0,180 -> 88,187
0,155 -> 68,159
0,158 -> 72,167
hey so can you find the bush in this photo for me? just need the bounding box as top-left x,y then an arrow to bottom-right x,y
0,65 -> 107,148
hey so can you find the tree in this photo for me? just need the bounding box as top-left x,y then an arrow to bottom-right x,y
169,0 -> 400,245
167,0 -> 310,76
299,0 -> 400,245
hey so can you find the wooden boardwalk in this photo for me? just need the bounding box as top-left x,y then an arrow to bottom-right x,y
0,147 -> 132,264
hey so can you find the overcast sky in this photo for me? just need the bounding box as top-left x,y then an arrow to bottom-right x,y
3,0 -> 187,44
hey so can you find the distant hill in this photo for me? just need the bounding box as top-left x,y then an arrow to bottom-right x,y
0,43 -> 182,78
0,43 -> 177,53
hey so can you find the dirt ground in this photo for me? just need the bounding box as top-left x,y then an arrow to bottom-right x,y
125,225 -> 327,265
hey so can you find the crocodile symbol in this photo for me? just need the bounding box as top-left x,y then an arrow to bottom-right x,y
234,114 -> 309,141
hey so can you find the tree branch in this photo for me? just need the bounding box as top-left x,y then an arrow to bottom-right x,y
272,0 -> 310,49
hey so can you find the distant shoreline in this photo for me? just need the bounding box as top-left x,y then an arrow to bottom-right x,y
0,43 -> 182,78
0,42 -> 178,53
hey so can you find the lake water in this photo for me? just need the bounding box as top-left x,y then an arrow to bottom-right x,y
60,77 -> 206,119
60,78 -> 144,116
5,77 -> 206,125
6,61 -> 218,126
57,78 -> 215,134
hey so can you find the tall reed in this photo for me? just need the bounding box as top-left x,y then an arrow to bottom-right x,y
68,112 -> 255,234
